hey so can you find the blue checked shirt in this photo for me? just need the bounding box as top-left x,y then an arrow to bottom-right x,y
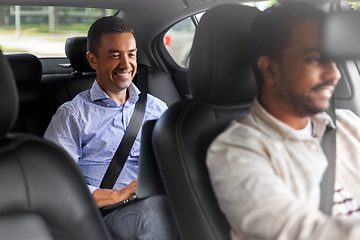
44,80 -> 167,193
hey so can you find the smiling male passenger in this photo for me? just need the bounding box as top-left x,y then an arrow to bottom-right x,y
207,3 -> 360,240
44,16 -> 177,240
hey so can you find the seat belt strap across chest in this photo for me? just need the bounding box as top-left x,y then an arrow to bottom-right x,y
100,67 -> 148,189
319,95 -> 336,216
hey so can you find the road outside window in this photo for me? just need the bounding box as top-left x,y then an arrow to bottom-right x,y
164,14 -> 202,68
0,6 -> 116,57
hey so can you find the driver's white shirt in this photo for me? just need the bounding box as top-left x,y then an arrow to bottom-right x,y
297,118 -> 360,219
207,97 -> 360,240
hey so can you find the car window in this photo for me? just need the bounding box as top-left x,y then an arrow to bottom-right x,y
0,6 -> 117,58
164,13 -> 203,68
348,1 -> 360,10
163,1 -> 277,68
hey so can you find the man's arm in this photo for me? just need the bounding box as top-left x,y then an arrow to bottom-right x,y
44,105 -> 82,162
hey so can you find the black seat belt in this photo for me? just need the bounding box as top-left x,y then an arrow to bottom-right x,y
100,67 -> 148,189
319,95 -> 336,216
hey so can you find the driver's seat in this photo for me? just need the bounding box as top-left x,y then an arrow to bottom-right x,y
152,4 -> 259,240
0,50 -> 111,240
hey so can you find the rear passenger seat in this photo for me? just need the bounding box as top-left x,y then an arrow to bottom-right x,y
7,53 -> 52,136
41,37 -> 97,117
8,37 -> 182,137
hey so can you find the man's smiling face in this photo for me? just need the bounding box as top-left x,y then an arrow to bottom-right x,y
273,20 -> 341,116
89,32 -> 137,97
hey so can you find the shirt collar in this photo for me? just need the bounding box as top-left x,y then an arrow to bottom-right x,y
90,80 -> 140,106
248,97 -> 335,142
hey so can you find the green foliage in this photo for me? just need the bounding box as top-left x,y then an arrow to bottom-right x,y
348,1 -> 360,10
1,46 -> 27,52
254,1 -> 279,11
0,5 -> 116,34
0,6 -> 116,27
53,23 -> 91,32
0,23 -> 90,34
268,0 -> 279,8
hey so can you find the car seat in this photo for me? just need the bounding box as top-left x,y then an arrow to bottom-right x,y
0,51 -> 111,240
41,37 -> 97,116
6,53 -> 51,136
152,4 -> 259,240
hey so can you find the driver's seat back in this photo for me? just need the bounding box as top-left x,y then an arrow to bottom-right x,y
152,4 -> 259,240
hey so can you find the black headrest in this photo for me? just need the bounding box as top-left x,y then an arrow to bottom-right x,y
189,4 -> 259,100
65,37 -> 95,73
6,53 -> 45,105
6,54 -> 42,84
0,51 -> 18,137
322,11 -> 360,60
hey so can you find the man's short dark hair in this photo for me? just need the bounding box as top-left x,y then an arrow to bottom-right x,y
249,3 -> 326,93
87,16 -> 135,57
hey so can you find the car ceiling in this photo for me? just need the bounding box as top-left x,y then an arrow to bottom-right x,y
1,0 -> 355,42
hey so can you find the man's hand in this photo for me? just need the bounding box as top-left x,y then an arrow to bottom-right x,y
92,179 -> 137,208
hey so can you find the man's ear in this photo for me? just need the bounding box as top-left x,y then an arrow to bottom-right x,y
86,51 -> 97,70
257,55 -> 278,85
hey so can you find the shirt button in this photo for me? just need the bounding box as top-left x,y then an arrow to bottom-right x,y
309,143 -> 317,151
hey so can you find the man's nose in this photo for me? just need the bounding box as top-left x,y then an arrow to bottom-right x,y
119,55 -> 131,69
323,61 -> 341,84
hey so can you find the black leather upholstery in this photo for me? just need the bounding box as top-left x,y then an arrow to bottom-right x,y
65,36 -> 95,73
0,52 -> 18,136
41,72 -> 96,116
6,53 -> 42,87
189,5 -> 257,100
0,51 -> 111,240
42,37 -> 97,115
141,64 -> 182,106
152,4 -> 259,240
7,53 -> 51,136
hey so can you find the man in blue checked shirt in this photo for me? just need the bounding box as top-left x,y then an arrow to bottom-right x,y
44,16 -> 177,240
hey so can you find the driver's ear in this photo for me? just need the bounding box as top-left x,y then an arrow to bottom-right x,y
86,51 -> 98,70
257,55 -> 279,85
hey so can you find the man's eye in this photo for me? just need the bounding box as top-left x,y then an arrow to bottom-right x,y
307,57 -> 320,63
110,54 -> 120,59
313,57 -> 320,62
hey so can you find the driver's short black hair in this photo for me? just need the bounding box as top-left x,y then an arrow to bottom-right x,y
249,2 -> 326,93
87,16 -> 135,57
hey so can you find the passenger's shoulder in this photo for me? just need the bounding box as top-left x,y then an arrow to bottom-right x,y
58,90 -> 90,112
146,94 -> 168,109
